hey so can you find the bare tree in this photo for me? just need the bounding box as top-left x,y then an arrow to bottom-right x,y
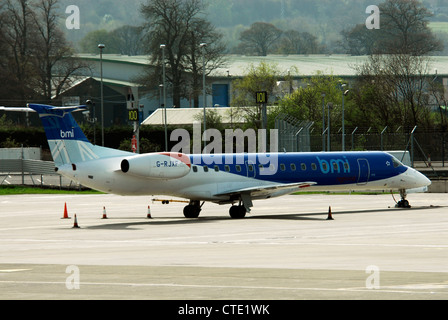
378,0 -> 443,55
0,0 -> 88,105
277,30 -> 323,55
355,54 -> 434,129
140,0 -> 226,108
342,0 -> 443,56
1,0 -> 36,103
238,22 -> 282,56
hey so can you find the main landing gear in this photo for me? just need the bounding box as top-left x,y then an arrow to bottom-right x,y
229,204 -> 247,219
395,189 -> 411,208
183,200 -> 248,219
183,200 -> 202,218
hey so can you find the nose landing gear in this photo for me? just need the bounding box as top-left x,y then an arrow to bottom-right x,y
394,189 -> 411,208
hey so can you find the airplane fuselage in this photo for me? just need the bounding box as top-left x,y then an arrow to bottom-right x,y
58,151 -> 427,204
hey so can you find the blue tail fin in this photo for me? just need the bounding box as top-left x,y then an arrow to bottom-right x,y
28,104 -> 131,166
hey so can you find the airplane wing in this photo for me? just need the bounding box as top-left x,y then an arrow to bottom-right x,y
214,181 -> 316,199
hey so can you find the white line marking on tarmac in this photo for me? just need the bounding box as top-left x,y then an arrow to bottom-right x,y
0,280 -> 443,295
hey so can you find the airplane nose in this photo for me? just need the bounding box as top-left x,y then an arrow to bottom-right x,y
412,169 -> 431,188
417,170 -> 431,187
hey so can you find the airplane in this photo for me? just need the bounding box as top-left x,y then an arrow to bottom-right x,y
0,104 -> 431,219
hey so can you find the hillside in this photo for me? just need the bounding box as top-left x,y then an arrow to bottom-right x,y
59,0 -> 448,54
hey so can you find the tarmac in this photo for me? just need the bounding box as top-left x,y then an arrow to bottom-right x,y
0,192 -> 447,301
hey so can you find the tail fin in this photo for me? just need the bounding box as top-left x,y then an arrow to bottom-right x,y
28,104 -> 130,166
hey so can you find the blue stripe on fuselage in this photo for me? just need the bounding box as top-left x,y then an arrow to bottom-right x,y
189,152 -> 407,186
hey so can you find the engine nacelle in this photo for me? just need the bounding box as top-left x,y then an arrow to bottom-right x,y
120,152 -> 191,180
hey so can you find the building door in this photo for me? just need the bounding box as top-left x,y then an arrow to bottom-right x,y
212,84 -> 229,107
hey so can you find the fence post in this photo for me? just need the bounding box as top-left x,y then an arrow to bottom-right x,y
21,144 -> 24,185
411,126 -> 417,167
351,127 -> 358,151
381,126 -> 387,151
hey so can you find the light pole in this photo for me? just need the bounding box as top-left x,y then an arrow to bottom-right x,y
327,102 -> 332,152
98,44 -> 105,146
160,44 -> 167,151
321,93 -> 325,151
200,43 -> 207,153
340,83 -> 349,151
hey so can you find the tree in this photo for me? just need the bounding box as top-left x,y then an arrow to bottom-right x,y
80,26 -> 146,55
140,0 -> 226,108
0,0 -> 88,106
354,54 -> 434,130
1,0 -> 36,104
342,0 -> 443,56
276,30 -> 324,55
339,24 -> 380,55
231,61 -> 282,129
378,0 -> 443,55
275,73 -> 356,132
238,22 -> 282,56
31,0 -> 88,102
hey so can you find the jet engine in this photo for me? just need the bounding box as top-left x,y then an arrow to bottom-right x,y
120,152 -> 191,179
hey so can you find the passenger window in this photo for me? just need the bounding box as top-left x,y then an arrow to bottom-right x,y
269,164 -> 275,172
311,163 -> 317,171
225,165 -> 230,172
280,163 -> 285,171
259,164 -> 264,172
321,162 -> 328,171
203,166 -> 208,172
333,162 -> 338,171
290,163 -> 296,171
236,165 -> 241,172
192,166 -> 198,172
214,165 -> 219,172
301,163 -> 306,171
248,164 -> 254,172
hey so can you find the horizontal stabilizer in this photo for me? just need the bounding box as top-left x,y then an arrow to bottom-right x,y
0,105 -> 88,113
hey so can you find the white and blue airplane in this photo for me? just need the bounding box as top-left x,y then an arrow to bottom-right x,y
1,104 -> 431,219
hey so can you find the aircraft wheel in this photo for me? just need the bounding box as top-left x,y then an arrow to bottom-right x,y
183,205 -> 200,218
229,205 -> 246,219
396,199 -> 411,208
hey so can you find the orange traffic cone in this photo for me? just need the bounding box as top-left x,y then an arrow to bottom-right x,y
147,205 -> 152,219
326,206 -> 334,220
72,214 -> 80,228
61,202 -> 71,219
102,206 -> 108,219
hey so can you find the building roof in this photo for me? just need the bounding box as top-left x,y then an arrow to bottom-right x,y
77,53 -> 448,78
141,107 -> 245,126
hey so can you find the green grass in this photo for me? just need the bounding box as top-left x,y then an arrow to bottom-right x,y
429,22 -> 448,34
0,185 -> 103,195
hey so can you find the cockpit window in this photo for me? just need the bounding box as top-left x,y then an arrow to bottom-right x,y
391,156 -> 404,168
